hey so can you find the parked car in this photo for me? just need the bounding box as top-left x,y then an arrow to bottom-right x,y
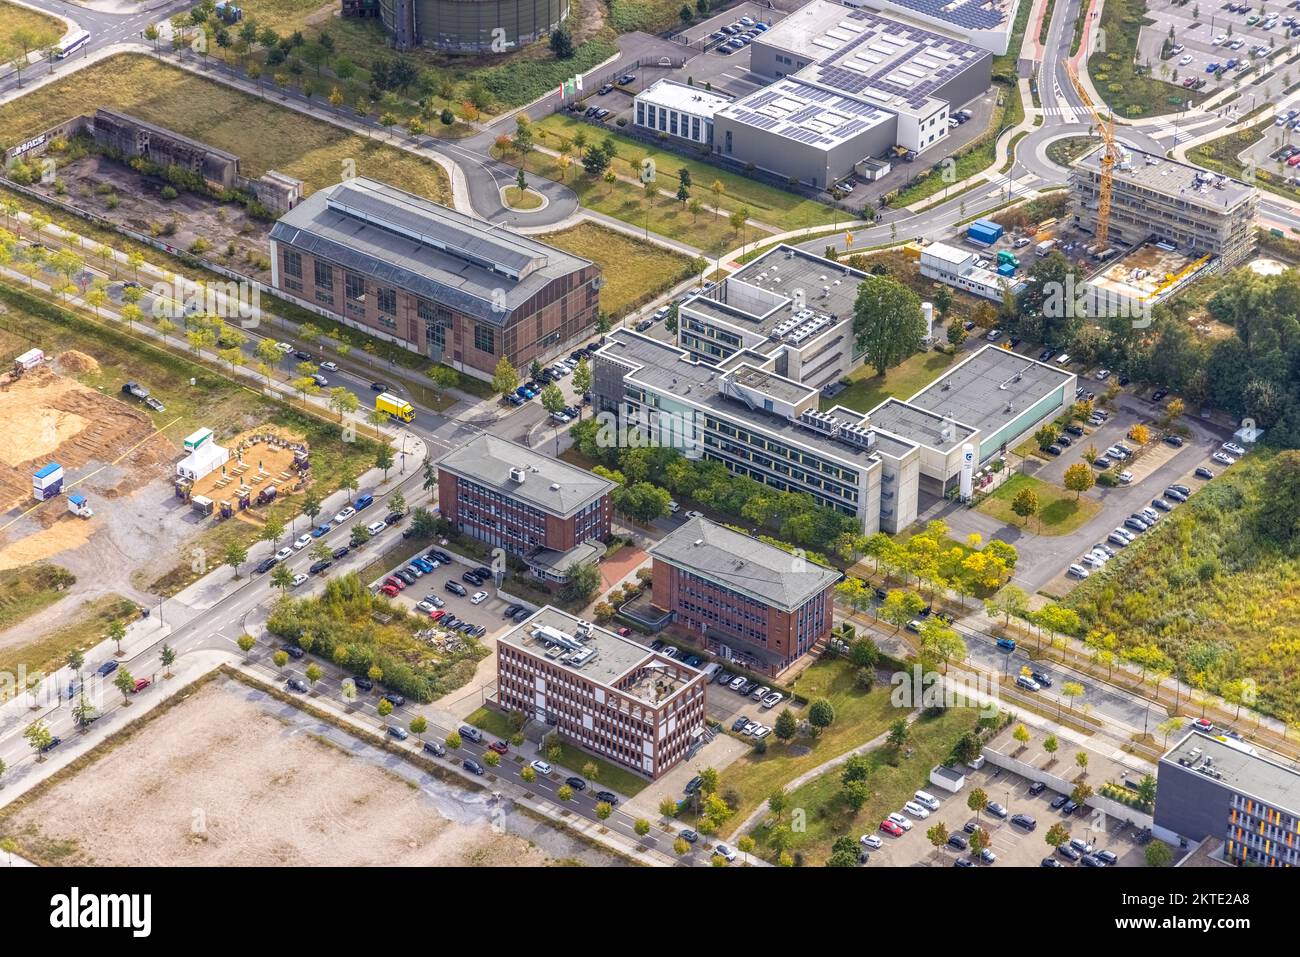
1011,813 -> 1037,831
1195,467 -> 1215,479
463,759 -> 485,775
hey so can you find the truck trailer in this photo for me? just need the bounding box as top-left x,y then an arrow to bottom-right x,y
376,392 -> 416,424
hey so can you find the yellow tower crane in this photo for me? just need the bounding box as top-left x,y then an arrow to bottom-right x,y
1067,62 -> 1120,249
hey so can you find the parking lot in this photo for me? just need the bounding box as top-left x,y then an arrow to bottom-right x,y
860,764 -> 1150,868
373,546 -> 524,649
1139,0 -> 1294,95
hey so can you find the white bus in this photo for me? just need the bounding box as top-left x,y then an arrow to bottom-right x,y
54,30 -> 90,59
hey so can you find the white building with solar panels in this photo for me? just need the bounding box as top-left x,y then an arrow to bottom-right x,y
843,0 -> 1023,55
712,1 -> 991,188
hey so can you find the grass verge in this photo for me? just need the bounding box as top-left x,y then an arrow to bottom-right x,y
976,472 -> 1102,535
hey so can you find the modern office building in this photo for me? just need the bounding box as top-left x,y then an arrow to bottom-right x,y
1069,146 -> 1258,269
592,331 -> 1074,533
495,607 -> 709,778
632,79 -> 732,148
1156,730 -> 1300,867
919,241 -> 1026,301
842,0 -> 1024,55
436,434 -> 615,582
377,0 -> 569,53
649,517 -> 841,676
871,343 -> 1075,483
677,244 -> 868,388
269,177 -> 601,379
710,2 -> 991,186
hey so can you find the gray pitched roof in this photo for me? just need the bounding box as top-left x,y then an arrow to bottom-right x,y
649,518 -> 841,611
269,178 -> 594,325
437,434 -> 615,518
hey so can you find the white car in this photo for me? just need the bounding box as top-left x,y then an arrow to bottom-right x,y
1067,563 -> 1091,579
334,506 -> 356,524
1095,369 -> 1110,380
1212,33 -> 1227,44
860,833 -> 883,849
1178,53 -> 1193,65
1113,527 -> 1136,543
1089,548 -> 1112,563
1117,470 -> 1133,484
530,760 -> 553,776
903,801 -> 931,819
761,691 -> 784,709
293,534 -> 312,550
274,341 -> 294,353
1212,451 -> 1236,465
470,591 -> 488,605
685,510 -> 704,520
319,360 -> 338,372
668,500 -> 680,513
290,573 -> 308,588
887,812 -> 913,831
1222,442 -> 1247,456
753,726 -> 771,739
274,547 -> 293,562
366,521 -> 387,535
1081,553 -> 1105,569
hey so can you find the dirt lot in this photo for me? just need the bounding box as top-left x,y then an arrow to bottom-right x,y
32,154 -> 272,282
2,675 -> 623,866
0,359 -> 174,518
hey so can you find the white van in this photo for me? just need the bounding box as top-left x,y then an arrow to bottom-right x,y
1055,353 -> 1072,366
914,790 -> 941,811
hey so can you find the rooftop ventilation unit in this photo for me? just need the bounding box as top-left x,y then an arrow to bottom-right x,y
550,482 -> 561,491
509,467 -> 527,483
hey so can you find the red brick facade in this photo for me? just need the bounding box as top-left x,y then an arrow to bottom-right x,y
652,561 -> 834,677
496,641 -> 707,778
272,243 -> 600,377
438,470 -> 611,557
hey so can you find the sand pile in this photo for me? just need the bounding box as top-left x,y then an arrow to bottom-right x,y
57,350 -> 101,375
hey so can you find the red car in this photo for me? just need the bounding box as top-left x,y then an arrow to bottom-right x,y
617,627 -> 631,636
383,576 -> 406,591
380,584 -> 400,597
133,677 -> 151,694
429,609 -> 445,621
879,819 -> 904,837
489,740 -> 509,755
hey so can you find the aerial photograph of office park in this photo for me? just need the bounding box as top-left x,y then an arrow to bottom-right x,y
0,0 -> 1293,912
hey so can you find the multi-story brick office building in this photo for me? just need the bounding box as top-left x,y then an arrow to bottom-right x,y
495,607 -> 708,778
1156,730 -> 1300,866
268,177 -> 601,380
436,434 -> 615,582
649,517 -> 841,677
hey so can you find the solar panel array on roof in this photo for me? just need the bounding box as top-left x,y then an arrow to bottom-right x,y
886,0 -> 1007,28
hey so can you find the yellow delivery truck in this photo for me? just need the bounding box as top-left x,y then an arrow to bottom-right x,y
376,392 -> 415,423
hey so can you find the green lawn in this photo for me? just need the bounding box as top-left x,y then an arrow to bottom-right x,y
546,741 -> 651,797
0,0 -> 63,51
540,221 -> 696,317
0,594 -> 138,697
978,473 -> 1102,535
748,705 -> 977,864
0,54 -> 450,203
709,658 -> 903,835
0,564 -> 75,635
825,349 -> 956,413
533,114 -> 846,231
466,705 -> 518,739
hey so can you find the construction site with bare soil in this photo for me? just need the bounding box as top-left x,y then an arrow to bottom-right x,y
0,285 -> 378,676
0,355 -> 178,573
